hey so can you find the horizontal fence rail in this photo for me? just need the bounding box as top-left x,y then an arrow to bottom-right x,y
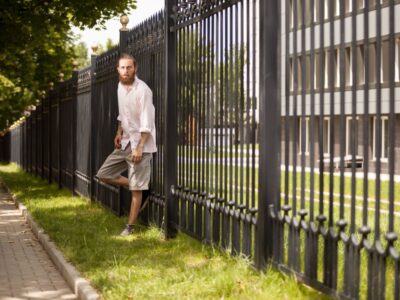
1,1 -> 399,299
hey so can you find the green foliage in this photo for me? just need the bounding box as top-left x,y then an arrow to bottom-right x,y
73,41 -> 90,69
105,38 -> 117,51
0,74 -> 32,129
0,163 -> 329,300
0,0 -> 137,131
177,30 -> 247,145
94,38 -> 117,56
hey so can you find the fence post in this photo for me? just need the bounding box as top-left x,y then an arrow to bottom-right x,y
164,0 -> 178,239
90,46 -> 98,201
23,120 -> 27,171
40,98 -> 44,179
71,63 -> 79,196
120,15 -> 129,53
48,84 -> 53,184
117,15 -> 129,216
58,74 -> 64,189
255,0 -> 280,269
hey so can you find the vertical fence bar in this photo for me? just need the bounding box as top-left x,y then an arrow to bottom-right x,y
304,0 -> 318,281
317,0 -> 325,227
164,0 -> 178,239
387,0 -> 395,236
41,98 -> 45,179
339,0 -> 346,222
90,52 -> 98,200
203,7 -> 211,245
362,0 -> 370,232
48,90 -> 52,184
28,116 -> 31,173
58,83 -> 62,189
288,0 -> 299,272
256,0 -> 279,269
71,69 -> 78,196
213,7 -> 221,246
282,0 -> 291,267
196,13 -> 204,240
188,11 -> 195,235
119,22 -> 128,216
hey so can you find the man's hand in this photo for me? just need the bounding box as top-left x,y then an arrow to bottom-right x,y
114,133 -> 122,149
132,146 -> 143,162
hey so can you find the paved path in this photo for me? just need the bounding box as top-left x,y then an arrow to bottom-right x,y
0,191 -> 76,300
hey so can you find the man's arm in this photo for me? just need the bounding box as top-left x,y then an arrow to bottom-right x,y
114,121 -> 123,149
132,132 -> 150,162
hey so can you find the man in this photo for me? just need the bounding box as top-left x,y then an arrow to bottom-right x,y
96,53 -> 157,236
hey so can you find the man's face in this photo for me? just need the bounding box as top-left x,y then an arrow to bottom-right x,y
117,58 -> 136,85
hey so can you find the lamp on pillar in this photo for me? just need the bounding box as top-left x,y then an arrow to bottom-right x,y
72,60 -> 79,71
91,43 -> 99,56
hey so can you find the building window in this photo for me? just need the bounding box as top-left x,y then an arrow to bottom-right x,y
356,0 -> 364,10
324,50 -> 330,89
299,117 -> 310,155
305,54 -> 311,91
345,47 -> 352,87
369,0 -> 380,9
357,45 -> 365,86
289,57 -> 293,91
344,0 -> 364,12
305,0 -> 313,26
333,0 -> 340,17
396,37 -> 400,82
372,116 -> 389,161
315,0 -> 330,21
382,39 -> 390,84
335,48 -> 340,88
315,52 -> 321,90
346,117 -> 359,156
344,0 -> 352,13
323,117 -> 331,156
290,0 -> 303,28
325,49 -> 339,89
296,56 -> 302,92
368,42 -> 377,85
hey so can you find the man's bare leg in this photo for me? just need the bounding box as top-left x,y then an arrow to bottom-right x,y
128,191 -> 142,225
99,176 -> 129,187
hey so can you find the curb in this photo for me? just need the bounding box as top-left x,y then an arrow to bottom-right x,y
1,182 -> 100,300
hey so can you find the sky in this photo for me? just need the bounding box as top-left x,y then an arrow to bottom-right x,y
72,0 -> 164,53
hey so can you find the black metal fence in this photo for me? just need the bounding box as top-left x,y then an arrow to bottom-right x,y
1,0 -> 400,299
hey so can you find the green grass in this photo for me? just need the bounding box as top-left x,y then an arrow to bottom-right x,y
0,163 -> 328,300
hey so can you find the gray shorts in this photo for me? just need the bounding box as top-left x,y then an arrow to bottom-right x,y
96,144 -> 152,191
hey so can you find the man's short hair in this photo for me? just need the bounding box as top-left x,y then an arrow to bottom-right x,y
118,53 -> 137,67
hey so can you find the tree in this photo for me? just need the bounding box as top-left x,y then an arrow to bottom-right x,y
73,42 -> 90,69
0,0 -> 137,131
177,30 -> 214,145
105,38 -> 117,51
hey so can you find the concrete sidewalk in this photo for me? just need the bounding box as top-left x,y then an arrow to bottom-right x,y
0,190 -> 76,300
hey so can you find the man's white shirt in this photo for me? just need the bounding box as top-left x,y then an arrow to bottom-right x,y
117,77 -> 157,153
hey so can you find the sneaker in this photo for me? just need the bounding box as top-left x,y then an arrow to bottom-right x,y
120,224 -> 134,236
